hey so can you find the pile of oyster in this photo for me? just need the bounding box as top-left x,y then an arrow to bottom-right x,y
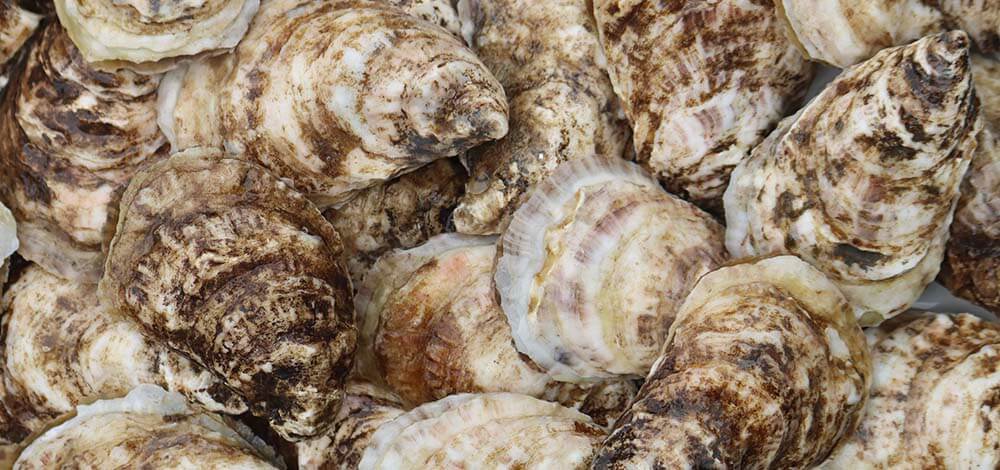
0,0 -> 997,468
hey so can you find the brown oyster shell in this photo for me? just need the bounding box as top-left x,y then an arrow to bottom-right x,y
0,0 -> 39,89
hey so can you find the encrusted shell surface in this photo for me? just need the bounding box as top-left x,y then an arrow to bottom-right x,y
595,256 -> 871,469
0,0 -> 40,90
99,148 -> 356,441
451,0 -> 631,235
819,313 -> 1000,469
495,156 -> 727,381
594,0 -> 813,213
13,385 -> 279,469
0,265 -> 246,449
725,31 -> 979,325
358,393 -> 605,469
53,0 -> 258,73
0,23 -> 169,283
156,0 -> 508,207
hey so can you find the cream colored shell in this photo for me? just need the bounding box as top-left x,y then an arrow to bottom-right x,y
0,201 -> 16,290
0,0 -> 40,89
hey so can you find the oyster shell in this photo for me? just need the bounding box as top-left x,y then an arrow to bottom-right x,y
0,265 -> 247,450
595,256 -> 871,468
724,31 -> 979,325
819,313 -> 1000,468
0,22 -> 169,283
594,0 -> 813,213
451,0 -> 631,235
0,0 -> 40,90
99,148 -> 356,441
495,156 -> 727,381
156,0 -> 508,207
940,55 -> 1000,313
358,393 -> 605,469
53,0 -> 258,73
13,385 -> 279,469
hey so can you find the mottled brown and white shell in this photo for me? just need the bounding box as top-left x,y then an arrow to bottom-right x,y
820,313 -> 1000,469
725,32 -> 979,325
593,0 -> 813,213
495,156 -> 728,382
0,265 -> 247,452
0,22 -> 169,283
12,385 -> 280,469
940,55 -> 1000,314
358,393 -> 605,469
100,148 -> 356,441
595,256 -> 871,469
451,0 -> 631,235
157,0 -> 507,207
0,0 -> 40,90
776,0 -> 1000,67
53,0 -> 258,73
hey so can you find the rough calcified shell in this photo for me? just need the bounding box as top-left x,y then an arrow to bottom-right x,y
0,265 -> 247,451
53,0 -> 258,73
776,0 -> 1000,67
384,0 -> 465,38
595,256 -> 871,469
0,23 -> 169,283
13,385 -> 279,469
820,313 -> 1000,468
157,0 -> 507,207
495,156 -> 727,381
323,159 -> 466,283
725,32 -> 979,325
0,0 -> 40,90
940,55 -> 1000,313
594,0 -> 813,213
100,148 -> 356,441
358,393 -> 605,469
451,0 -> 631,235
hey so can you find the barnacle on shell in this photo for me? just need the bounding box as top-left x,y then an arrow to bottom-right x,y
358,393 -> 605,469
0,265 -> 247,452
495,156 -> 727,382
12,385 -> 280,469
156,0 -> 508,207
819,313 -> 1000,468
595,256 -> 871,469
593,0 -> 813,213
99,147 -> 356,441
53,0 -> 258,73
0,22 -> 169,283
451,0 -> 631,235
776,0 -> 1000,67
0,0 -> 40,90
725,31 -> 980,325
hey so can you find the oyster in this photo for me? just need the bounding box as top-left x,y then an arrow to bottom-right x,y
940,55 -> 1000,313
593,0 -> 813,213
0,22 -> 169,283
0,0 -> 40,90
100,148 -> 356,441
724,32 -> 979,325
13,385 -> 279,469
358,393 -> 605,469
494,156 -> 727,381
53,0 -> 258,73
820,313 -> 1000,468
451,0 -> 631,235
776,0 -> 1000,67
156,0 -> 508,207
595,256 -> 871,468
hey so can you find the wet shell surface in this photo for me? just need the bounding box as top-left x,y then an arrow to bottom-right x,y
0,23 -> 170,283
593,0 -> 813,213
99,147 -> 356,441
12,385 -> 279,469
819,313 -> 1000,469
357,392 -> 605,469
495,156 -> 727,381
724,31 -> 979,325
0,0 -> 40,89
53,0 -> 258,73
156,0 -> 508,207
595,256 -> 871,469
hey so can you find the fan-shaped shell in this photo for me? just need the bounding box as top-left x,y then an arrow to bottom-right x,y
595,256 -> 871,469
100,147 -> 356,441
